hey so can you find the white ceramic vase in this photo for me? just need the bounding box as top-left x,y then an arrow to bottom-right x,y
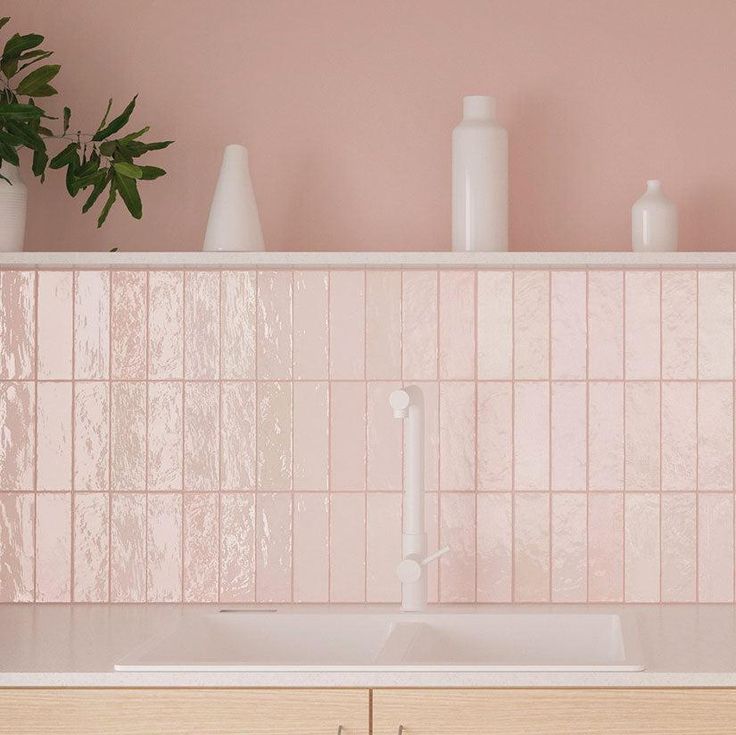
631,179 -> 678,252
0,161 -> 27,252
203,144 -> 264,252
452,95 -> 508,251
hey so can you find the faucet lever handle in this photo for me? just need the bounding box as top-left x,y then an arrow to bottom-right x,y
421,546 -> 450,566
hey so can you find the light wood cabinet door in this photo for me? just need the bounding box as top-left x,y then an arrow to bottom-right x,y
0,688 -> 369,735
372,688 -> 736,735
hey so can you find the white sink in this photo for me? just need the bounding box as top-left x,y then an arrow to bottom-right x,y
115,610 -> 644,672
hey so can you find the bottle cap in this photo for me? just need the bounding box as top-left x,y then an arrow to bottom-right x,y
463,95 -> 495,121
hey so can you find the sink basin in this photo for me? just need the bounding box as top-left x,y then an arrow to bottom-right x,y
115,610 -> 643,672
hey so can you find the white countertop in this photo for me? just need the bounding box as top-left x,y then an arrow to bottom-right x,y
3,250 -> 736,269
2,603 -> 736,688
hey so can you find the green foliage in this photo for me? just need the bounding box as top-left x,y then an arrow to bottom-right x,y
0,17 -> 172,227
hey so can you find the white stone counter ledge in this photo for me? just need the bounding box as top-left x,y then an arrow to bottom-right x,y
3,251 -> 736,269
2,604 -> 736,688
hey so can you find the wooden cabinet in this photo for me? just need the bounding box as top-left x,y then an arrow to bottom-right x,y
372,689 -> 736,735
0,688 -> 369,735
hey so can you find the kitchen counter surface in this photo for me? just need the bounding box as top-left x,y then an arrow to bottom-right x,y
1,603 -> 735,688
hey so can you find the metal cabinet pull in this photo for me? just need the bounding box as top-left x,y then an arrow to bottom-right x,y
337,726 -> 344,735
398,726 -> 405,735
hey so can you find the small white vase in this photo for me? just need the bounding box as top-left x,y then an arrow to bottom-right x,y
631,179 -> 678,252
203,144 -> 264,252
452,95 -> 508,252
0,161 -> 27,252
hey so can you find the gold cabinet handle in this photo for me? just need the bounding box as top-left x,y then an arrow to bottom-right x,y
337,727 -> 344,735
398,727 -> 405,735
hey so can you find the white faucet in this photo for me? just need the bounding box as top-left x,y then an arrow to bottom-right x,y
390,386 -> 449,612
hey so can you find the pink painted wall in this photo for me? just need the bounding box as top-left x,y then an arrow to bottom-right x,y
5,0 -> 736,252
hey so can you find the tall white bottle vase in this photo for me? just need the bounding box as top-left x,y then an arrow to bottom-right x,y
452,95 -> 508,252
0,161 -> 27,252
203,144 -> 264,252
631,179 -> 678,252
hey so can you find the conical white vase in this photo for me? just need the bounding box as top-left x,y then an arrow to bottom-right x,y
0,161 -> 27,252
203,144 -> 264,252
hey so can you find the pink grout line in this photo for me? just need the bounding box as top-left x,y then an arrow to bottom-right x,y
181,271 -> 187,603
473,270 -> 479,603
584,268 -> 590,603
217,271 -> 223,603
326,270 -> 332,603
658,269 -> 663,605
107,269 -> 112,604
70,271 -> 76,603
144,270 -> 150,603
695,270 -> 700,603
510,270 -> 516,603
548,270 -> 553,603
32,269 -> 39,601
622,269 -> 627,603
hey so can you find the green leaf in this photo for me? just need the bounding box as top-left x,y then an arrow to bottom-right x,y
0,103 -> 43,119
1,33 -> 44,77
32,147 -> 48,180
141,139 -> 173,151
96,98 -> 112,132
114,170 -> 142,219
62,106 -> 71,135
0,136 -> 19,166
113,161 -> 143,179
0,18 -> 10,32
139,165 -> 166,180
49,141 -> 79,169
92,96 -> 137,142
119,126 -> 149,142
17,65 -> 60,97
96,181 -> 117,228
4,119 -> 45,151
16,50 -> 53,75
82,170 -> 110,214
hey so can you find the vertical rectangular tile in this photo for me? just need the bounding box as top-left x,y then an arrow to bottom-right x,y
293,270 -> 328,380
36,381 -> 72,492
551,271 -> 586,380
477,271 -> 512,380
699,271 -> 734,379
257,270 -> 292,380
330,382 -> 366,492
221,271 -> 256,380
551,382 -> 586,492
513,493 -> 550,602
514,270 -> 549,379
0,382 -> 35,492
625,382 -> 660,492
293,382 -> 329,492
37,271 -> 72,379
551,493 -> 587,602
184,382 -> 219,492
661,382 -> 696,492
256,492 -> 292,602
424,492 -> 439,603
219,493 -> 255,602
111,270 -> 146,379
402,271 -> 437,380
73,382 -> 109,493
624,493 -> 660,602
293,493 -> 329,602
588,382 -> 624,492
35,493 -> 71,602
477,382 -> 512,492
661,271 -> 697,379
698,493 -> 735,603
587,270 -> 623,380
366,493 -> 401,602
110,493 -> 145,602
439,493 -> 476,602
110,382 -> 146,493
147,493 -> 182,602
439,270 -> 475,380
698,382 -> 734,492
661,493 -> 696,602
73,493 -> 109,602
329,493 -> 365,602
367,382 -> 402,492
74,270 -> 110,379
477,493 -> 512,602
366,270 -> 401,380
418,381 -> 440,493
184,271 -> 220,380
221,382 -> 256,491
329,270 -> 365,380
183,493 -> 219,602
148,271 -> 183,379
514,382 -> 549,492
439,382 -> 476,492
625,271 -> 660,379
0,270 -> 34,379
257,381 -> 292,491
588,493 -> 623,602
147,382 -> 183,492
0,493 -> 34,602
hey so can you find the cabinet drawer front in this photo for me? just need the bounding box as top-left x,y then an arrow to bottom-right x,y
372,689 -> 736,735
0,688 -> 369,735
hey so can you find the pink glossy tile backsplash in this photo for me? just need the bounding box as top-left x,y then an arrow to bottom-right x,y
2,267 -> 736,604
